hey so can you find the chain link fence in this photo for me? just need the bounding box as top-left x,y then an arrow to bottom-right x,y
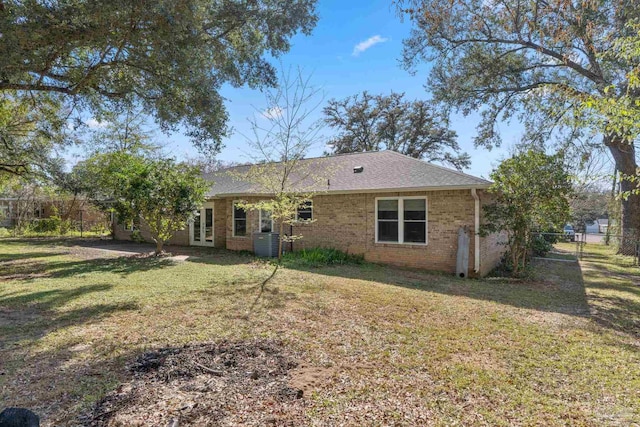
18,211 -> 111,237
581,232 -> 640,267
531,231 -> 639,267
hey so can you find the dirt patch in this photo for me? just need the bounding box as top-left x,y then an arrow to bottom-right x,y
288,366 -> 334,396
84,340 -> 326,426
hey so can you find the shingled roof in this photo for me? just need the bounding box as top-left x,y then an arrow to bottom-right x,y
204,150 -> 491,197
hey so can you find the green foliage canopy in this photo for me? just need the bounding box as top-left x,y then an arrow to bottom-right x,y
0,0 -> 318,159
482,150 -> 573,275
82,153 -> 207,254
0,94 -> 68,177
323,91 -> 470,170
396,0 -> 640,238
570,190 -> 609,233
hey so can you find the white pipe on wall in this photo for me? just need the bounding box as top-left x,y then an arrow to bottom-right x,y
471,188 -> 480,273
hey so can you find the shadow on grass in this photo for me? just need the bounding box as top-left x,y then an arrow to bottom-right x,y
1,283 -> 113,307
0,284 -> 138,345
284,248 -> 640,340
0,251 -> 66,262
185,263 -> 299,317
184,252 -> 257,267
281,258 -> 591,316
1,236 -> 110,246
588,292 -> 640,338
582,268 -> 640,297
0,281 -> 140,424
575,248 -> 640,337
48,256 -> 176,279
1,254 -> 175,282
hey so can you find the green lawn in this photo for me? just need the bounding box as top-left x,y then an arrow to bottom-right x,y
1,239 -> 639,426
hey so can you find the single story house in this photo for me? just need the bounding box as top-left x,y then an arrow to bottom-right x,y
585,221 -> 599,234
597,218 -> 609,234
585,218 -> 609,234
0,196 -> 106,229
0,197 -> 46,228
114,151 -> 506,276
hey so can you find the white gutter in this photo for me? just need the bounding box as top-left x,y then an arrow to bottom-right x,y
471,188 -> 480,274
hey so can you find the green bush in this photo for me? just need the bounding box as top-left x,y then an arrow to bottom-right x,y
59,219 -> 74,235
489,254 -> 533,278
131,229 -> 145,243
90,223 -> 110,235
531,234 -> 553,257
282,247 -> 364,267
29,217 -> 62,233
0,227 -> 11,238
540,231 -> 560,244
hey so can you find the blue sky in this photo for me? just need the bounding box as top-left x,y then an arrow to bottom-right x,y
154,0 -> 523,179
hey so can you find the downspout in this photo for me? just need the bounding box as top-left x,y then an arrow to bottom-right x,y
471,189 -> 480,274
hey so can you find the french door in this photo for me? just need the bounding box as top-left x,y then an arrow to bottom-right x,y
190,202 -> 215,246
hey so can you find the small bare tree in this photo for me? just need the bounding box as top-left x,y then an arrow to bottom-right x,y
235,66 -> 328,260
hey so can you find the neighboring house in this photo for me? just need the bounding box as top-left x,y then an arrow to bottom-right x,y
114,151 -> 507,276
597,218 -> 609,234
0,196 -> 105,229
584,217 -> 609,234
585,222 -> 599,234
0,198 -> 43,228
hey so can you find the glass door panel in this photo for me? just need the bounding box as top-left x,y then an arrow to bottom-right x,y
193,211 -> 201,242
205,208 -> 213,242
191,203 -> 215,246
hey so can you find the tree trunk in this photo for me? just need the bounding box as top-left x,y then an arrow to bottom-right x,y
605,168 -> 617,246
604,134 -> 640,254
61,195 -> 77,222
278,221 -> 284,261
155,239 -> 164,256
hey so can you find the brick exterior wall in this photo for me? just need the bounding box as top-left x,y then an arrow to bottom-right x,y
286,190 -> 477,273
214,201 -> 227,248
221,189 -> 504,276
479,230 -> 508,276
113,219 -> 190,246
113,189 -> 506,276
225,196 -> 265,252
478,191 -> 508,276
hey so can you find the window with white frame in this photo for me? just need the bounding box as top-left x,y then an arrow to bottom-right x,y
259,209 -> 273,233
296,201 -> 313,221
376,197 -> 427,244
233,202 -> 247,236
123,218 -> 138,232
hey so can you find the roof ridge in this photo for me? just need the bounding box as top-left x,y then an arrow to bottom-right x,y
381,150 -> 491,184
211,150 -> 386,173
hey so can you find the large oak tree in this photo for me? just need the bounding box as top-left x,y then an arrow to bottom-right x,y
0,0 -> 317,174
0,95 -> 66,177
324,91 -> 470,170
396,0 -> 640,245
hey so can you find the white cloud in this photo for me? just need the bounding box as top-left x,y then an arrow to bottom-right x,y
86,118 -> 106,129
352,35 -> 389,56
261,106 -> 284,120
